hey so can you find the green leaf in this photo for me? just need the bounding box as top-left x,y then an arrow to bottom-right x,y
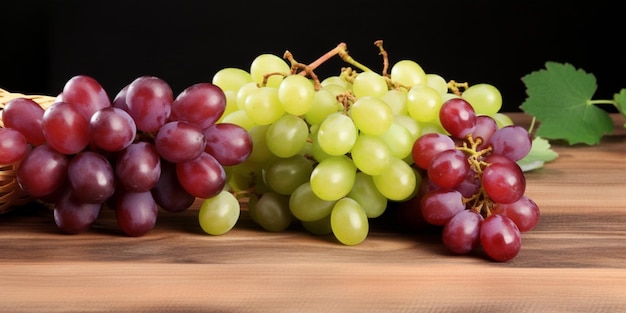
517,136 -> 559,172
520,61 -> 614,145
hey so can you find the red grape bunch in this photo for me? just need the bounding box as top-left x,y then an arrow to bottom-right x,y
410,97 -> 539,261
1,75 -> 252,236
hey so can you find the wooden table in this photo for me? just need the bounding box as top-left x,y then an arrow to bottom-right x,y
1,113 -> 625,312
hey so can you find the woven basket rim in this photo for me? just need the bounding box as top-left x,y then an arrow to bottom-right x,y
1,88 -> 56,213
1,87 -> 56,103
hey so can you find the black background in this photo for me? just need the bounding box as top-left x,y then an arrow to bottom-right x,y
2,0 -> 624,112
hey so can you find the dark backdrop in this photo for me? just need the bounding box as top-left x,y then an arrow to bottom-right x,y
2,0 -> 624,112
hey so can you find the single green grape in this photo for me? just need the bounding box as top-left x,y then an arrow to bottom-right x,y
236,81 -> 260,110
322,83 -> 349,99
321,76 -> 352,90
349,96 -> 393,136
289,182 -> 336,222
381,89 -> 408,116
265,155 -> 313,196
266,114 -> 308,158
372,157 -> 417,201
304,88 -> 342,125
390,60 -> 427,87
426,73 -> 449,95
350,134 -> 391,176
316,112 -> 358,156
352,71 -> 388,98
393,115 -> 421,142
492,112 -> 514,128
244,86 -> 285,125
310,155 -> 356,201
348,172 -> 388,218
330,197 -> 369,246
418,121 -> 447,136
199,190 -> 240,236
248,191 -> 292,232
220,110 -> 257,130
461,83 -> 502,116
212,67 -> 253,92
406,85 -> 443,123
246,125 -> 274,164
378,122 -> 413,160
278,74 -> 315,116
249,54 -> 290,88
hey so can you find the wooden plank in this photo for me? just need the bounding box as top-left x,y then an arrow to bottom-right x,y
1,263 -> 625,312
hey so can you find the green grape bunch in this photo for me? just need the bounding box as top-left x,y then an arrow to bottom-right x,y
210,40 -> 513,246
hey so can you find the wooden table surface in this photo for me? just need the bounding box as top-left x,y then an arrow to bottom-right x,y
1,113 -> 625,313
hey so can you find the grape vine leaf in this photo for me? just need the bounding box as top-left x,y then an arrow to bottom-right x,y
520,62 -> 614,145
517,136 -> 559,172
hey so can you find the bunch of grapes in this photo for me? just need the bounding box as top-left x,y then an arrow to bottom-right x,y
1,40 -> 539,262
407,97 -> 539,261
0,75 -> 252,236
209,42 -> 523,248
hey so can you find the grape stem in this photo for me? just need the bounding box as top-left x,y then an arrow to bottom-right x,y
290,40 -> 408,92
337,91 -> 356,113
373,40 -> 411,91
337,46 -> 374,73
374,40 -> 390,77
283,41 -> 392,113
528,117 -> 537,134
260,72 -> 288,87
588,99 -> 618,107
456,134 -> 497,218
295,42 -> 376,76
339,67 -> 358,82
231,188 -> 254,200
297,42 -> 348,74
286,41 -> 375,90
456,135 -> 491,175
589,99 -> 626,120
284,50 -> 322,90
447,80 -> 469,96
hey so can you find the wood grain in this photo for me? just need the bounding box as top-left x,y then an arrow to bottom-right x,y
1,113 -> 625,312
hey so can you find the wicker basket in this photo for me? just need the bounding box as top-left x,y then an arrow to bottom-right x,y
0,88 -> 56,213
